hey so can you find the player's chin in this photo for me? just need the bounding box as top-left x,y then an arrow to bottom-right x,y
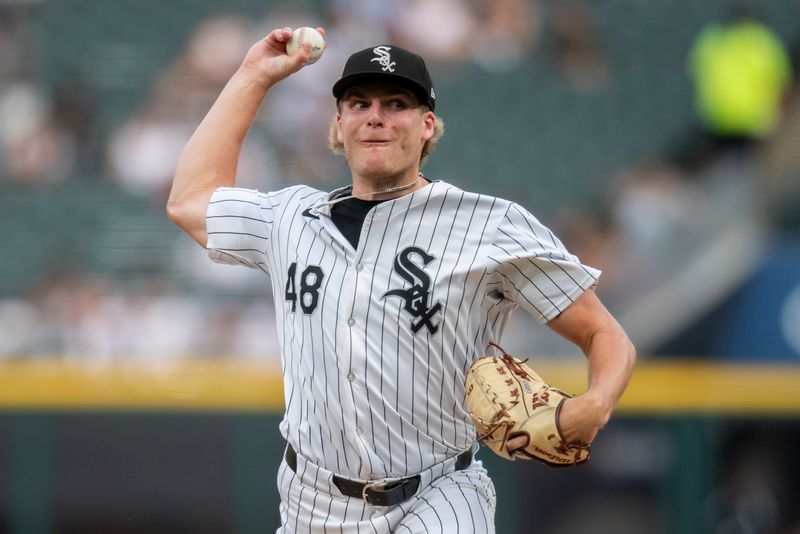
353,155 -> 395,177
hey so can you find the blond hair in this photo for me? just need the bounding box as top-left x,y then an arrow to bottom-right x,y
328,111 -> 445,164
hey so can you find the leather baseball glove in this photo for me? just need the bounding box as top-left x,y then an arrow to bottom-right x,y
465,343 -> 590,467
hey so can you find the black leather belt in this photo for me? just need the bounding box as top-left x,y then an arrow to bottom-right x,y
284,444 -> 472,507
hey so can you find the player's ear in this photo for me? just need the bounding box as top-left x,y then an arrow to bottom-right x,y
421,110 -> 435,142
336,113 -> 344,144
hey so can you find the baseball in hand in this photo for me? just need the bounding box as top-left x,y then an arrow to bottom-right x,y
286,27 -> 325,65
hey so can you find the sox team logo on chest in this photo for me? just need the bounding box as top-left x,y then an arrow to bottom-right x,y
382,246 -> 442,335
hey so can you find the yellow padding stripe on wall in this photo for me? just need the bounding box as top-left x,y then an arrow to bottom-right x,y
539,359 -> 800,415
0,359 -> 285,411
0,359 -> 798,414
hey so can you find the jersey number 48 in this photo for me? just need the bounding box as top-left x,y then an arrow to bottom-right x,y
285,262 -> 324,314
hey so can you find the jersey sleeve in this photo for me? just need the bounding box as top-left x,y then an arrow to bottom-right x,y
205,187 -> 272,272
488,203 -> 601,324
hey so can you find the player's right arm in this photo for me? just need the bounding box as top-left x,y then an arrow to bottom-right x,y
166,27 -> 323,247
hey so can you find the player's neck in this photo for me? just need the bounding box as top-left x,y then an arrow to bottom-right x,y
351,170 -> 428,200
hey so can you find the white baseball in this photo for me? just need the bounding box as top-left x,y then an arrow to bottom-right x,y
286,27 -> 325,65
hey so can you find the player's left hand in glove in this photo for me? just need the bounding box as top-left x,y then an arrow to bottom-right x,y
465,343 -> 590,466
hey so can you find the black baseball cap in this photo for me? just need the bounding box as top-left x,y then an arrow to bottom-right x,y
332,45 -> 436,111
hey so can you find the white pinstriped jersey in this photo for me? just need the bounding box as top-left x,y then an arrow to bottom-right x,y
206,180 -> 600,480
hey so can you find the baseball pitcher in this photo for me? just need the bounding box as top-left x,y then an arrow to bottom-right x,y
167,26 -> 636,533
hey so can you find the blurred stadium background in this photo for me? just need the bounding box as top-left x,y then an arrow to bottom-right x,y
1,0 -> 800,532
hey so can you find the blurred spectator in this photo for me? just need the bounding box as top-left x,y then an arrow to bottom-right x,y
758,78 -> 800,227
470,0 -> 541,71
0,82 -> 76,185
107,109 -> 194,197
688,8 -> 792,157
0,1 -> 37,80
390,0 -> 477,63
609,159 -> 710,298
708,429 -> 800,533
107,13 -> 279,201
760,83 -> 800,181
0,297 -> 39,356
549,0 -> 610,90
51,77 -> 103,179
328,0 -> 394,37
0,267 -> 281,361
0,3 -> 85,185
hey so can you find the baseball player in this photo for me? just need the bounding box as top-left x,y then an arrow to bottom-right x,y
167,27 -> 636,533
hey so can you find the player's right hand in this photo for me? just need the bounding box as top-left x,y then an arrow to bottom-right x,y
555,393 -> 609,445
240,27 -> 326,87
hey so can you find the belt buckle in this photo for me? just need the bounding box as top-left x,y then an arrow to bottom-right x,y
361,481 -> 384,505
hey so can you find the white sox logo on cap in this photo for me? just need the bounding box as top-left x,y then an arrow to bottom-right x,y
370,46 -> 396,72
333,44 -> 436,110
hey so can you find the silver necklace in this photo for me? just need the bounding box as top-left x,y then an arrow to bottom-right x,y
316,172 -> 425,209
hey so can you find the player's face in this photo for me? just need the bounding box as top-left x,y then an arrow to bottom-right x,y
337,82 -> 435,183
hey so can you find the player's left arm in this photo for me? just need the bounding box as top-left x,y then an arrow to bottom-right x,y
546,288 -> 636,445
